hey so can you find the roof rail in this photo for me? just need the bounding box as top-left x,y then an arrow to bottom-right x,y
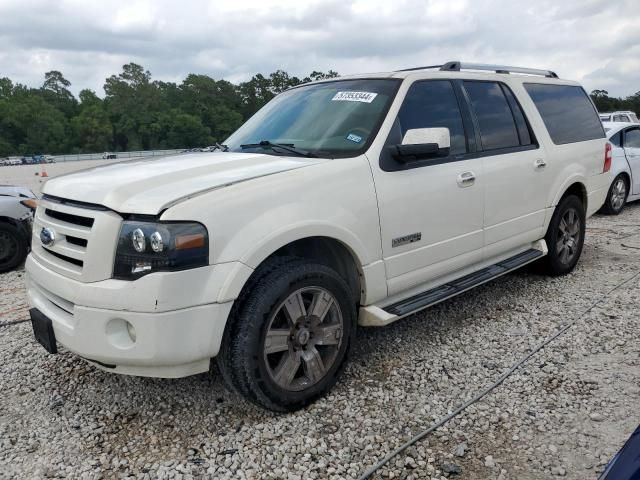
440,61 -> 558,78
395,64 -> 443,72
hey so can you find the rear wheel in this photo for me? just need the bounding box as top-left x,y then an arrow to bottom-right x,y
541,195 -> 585,276
217,257 -> 356,412
601,174 -> 628,215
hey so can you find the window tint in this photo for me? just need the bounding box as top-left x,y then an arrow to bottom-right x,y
502,85 -> 533,146
625,128 -> 640,148
463,81 -> 520,150
397,80 -> 467,155
610,131 -> 622,147
524,84 -> 604,144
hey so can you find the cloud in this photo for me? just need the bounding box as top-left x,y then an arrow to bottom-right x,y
0,0 -> 638,97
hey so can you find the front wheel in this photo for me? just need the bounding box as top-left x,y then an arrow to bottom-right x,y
541,195 -> 586,276
217,258 -> 356,412
0,222 -> 28,273
600,174 -> 628,215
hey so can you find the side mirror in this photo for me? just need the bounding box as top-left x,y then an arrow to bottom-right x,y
389,127 -> 451,163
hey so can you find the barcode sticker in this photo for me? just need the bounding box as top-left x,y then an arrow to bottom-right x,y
332,91 -> 378,103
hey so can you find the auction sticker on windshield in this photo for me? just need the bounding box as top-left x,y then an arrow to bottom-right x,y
332,91 -> 378,103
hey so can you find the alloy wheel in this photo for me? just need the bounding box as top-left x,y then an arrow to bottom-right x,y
556,208 -> 581,265
611,178 -> 627,211
263,287 -> 344,392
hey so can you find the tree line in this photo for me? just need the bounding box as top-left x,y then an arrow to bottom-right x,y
0,64 -> 338,157
0,64 -> 638,157
590,89 -> 640,116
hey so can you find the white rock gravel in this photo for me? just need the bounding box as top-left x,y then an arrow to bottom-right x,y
2,203 -> 640,479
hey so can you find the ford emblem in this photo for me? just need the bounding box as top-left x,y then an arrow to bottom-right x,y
40,227 -> 56,247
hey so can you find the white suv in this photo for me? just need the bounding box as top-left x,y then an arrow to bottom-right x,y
26,62 -> 610,411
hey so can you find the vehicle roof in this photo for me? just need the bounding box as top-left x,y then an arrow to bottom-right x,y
300,62 -> 580,88
600,111 -> 637,115
602,121 -> 637,137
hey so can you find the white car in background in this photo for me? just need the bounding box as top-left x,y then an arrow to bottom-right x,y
601,121 -> 640,214
600,111 -> 639,124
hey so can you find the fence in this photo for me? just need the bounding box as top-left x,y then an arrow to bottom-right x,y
7,149 -> 184,163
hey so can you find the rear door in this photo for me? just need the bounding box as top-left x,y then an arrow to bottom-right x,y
623,127 -> 640,194
462,80 -> 547,258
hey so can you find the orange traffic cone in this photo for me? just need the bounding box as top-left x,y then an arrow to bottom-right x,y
41,169 -> 48,178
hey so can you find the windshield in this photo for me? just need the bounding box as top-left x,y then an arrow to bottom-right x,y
631,113 -> 639,123
224,78 -> 400,158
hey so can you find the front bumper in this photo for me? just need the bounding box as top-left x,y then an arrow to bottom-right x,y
25,255 -> 238,378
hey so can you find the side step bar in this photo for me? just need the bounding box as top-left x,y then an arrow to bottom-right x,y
359,245 -> 546,326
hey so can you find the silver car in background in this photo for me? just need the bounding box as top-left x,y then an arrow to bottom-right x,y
601,122 -> 640,214
0,186 -> 37,272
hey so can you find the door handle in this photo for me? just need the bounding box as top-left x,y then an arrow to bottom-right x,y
457,171 -> 476,187
534,158 -> 547,169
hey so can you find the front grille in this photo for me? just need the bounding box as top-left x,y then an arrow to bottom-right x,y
65,236 -> 88,248
45,208 -> 94,228
32,197 -> 123,282
43,247 -> 84,267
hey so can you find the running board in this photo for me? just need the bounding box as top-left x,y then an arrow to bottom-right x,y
359,245 -> 546,327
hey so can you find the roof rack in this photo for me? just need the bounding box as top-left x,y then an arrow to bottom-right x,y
440,61 -> 558,78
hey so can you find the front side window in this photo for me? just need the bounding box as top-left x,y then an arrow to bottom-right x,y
395,80 -> 468,155
614,115 -> 623,122
625,128 -> 640,148
525,83 -> 604,144
224,79 -> 400,158
463,81 -> 520,150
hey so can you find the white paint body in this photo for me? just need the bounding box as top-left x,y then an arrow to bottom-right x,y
603,122 -> 640,204
26,69 -> 609,378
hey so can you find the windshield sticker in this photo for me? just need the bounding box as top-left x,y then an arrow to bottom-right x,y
332,91 -> 378,103
346,133 -> 363,143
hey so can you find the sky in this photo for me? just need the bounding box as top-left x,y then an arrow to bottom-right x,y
0,0 -> 639,98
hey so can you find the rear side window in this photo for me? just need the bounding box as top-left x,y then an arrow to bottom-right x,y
397,80 -> 467,155
464,81 -> 520,150
625,128 -> 640,148
610,131 -> 622,147
524,83 -> 604,144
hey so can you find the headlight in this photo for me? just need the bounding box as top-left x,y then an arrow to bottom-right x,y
114,221 -> 209,280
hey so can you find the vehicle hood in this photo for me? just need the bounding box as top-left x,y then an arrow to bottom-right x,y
0,185 -> 36,198
42,152 -> 327,214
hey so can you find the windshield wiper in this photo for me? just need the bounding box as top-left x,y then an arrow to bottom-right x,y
212,143 -> 229,152
239,140 -> 317,158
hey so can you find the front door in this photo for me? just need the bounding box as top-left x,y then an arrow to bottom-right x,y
624,127 -> 640,194
370,80 -> 485,296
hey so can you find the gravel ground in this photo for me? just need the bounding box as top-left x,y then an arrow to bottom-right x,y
2,201 -> 640,479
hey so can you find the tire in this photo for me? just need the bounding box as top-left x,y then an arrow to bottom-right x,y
0,222 -> 28,273
600,174 -> 629,215
217,257 -> 356,412
541,195 -> 586,276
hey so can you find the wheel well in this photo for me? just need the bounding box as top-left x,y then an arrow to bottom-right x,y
264,237 -> 363,304
616,172 -> 631,189
560,182 -> 587,210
